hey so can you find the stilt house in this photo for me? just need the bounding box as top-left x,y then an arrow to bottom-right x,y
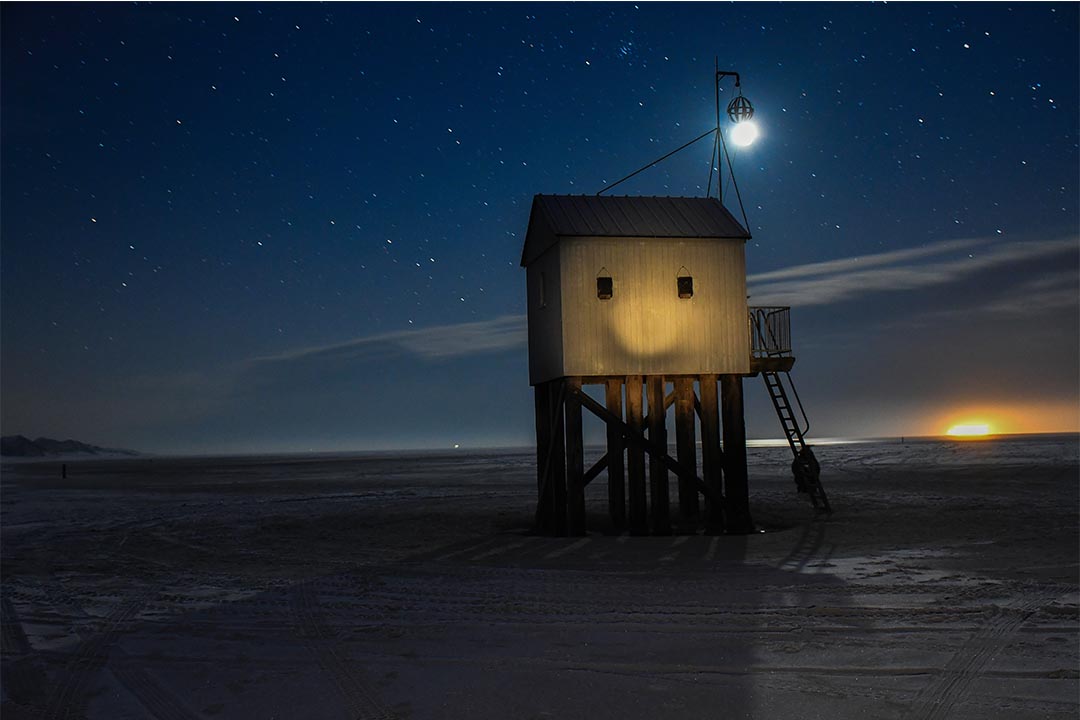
522,194 -> 826,537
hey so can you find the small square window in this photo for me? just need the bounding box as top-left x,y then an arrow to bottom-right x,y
677,275 -> 694,299
597,276 -> 613,300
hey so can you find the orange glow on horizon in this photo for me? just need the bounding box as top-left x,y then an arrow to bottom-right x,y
946,423 -> 992,437
929,401 -> 1079,438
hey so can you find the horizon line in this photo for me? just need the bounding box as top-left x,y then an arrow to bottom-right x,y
4,430 -> 1077,462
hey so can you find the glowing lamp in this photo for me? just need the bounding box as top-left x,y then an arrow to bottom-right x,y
730,121 -> 759,147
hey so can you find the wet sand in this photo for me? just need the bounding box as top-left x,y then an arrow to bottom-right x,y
2,437 -> 1077,719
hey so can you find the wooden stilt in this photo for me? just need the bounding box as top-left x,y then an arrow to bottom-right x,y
605,378 -> 626,531
674,377 -> 699,521
646,376 -> 671,535
721,374 -> 754,534
699,374 -> 725,534
625,375 -> 648,535
536,372 -> 748,537
565,377 -> 586,536
534,382 -> 553,533
550,380 -> 568,536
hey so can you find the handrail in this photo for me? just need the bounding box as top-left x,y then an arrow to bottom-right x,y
748,306 -> 811,437
762,309 -> 785,356
785,371 -> 811,439
748,306 -> 791,356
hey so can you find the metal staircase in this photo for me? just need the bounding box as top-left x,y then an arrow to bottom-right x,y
749,307 -> 832,514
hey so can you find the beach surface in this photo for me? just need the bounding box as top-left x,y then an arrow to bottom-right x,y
2,437 -> 1077,719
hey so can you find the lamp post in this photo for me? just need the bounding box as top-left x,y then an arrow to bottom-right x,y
598,62 -> 758,216
713,64 -> 757,204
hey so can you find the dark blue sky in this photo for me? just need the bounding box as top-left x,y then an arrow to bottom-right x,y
3,3 -> 1077,454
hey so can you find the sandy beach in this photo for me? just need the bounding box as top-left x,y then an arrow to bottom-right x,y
1,436 -> 1077,719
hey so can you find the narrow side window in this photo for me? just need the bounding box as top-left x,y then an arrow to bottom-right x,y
677,275 -> 694,299
596,275 -> 613,300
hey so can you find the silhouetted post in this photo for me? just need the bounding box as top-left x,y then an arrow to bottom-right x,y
699,374 -> 725,534
674,377 -> 699,522
646,376 -> 671,535
721,374 -> 754,534
625,375 -> 648,535
605,378 -> 626,531
534,383 -> 553,532
564,377 -> 586,536
61,463 -> 67,479
549,381 -> 568,536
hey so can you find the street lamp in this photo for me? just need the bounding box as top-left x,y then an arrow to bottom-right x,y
598,63 -> 759,212
708,64 -> 755,224
717,69 -> 757,148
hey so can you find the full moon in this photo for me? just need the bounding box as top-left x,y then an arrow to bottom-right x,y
730,121 -> 759,147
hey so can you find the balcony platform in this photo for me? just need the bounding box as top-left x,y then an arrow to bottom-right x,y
748,355 -> 795,376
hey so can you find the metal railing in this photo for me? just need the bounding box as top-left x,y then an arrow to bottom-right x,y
749,306 -> 791,357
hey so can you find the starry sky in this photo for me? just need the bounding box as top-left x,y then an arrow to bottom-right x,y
3,3 -> 1078,455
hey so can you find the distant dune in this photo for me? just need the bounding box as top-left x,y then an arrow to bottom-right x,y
0,435 -> 138,457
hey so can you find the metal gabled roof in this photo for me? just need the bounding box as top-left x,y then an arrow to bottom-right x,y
521,194 -> 750,266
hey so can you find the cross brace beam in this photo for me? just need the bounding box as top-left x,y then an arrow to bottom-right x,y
582,453 -> 608,487
571,388 -> 726,512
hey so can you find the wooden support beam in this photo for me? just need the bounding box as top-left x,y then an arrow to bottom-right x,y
534,380 -> 569,535
699,374 -> 725,534
582,453 -> 608,487
693,390 -> 724,464
624,375 -> 648,535
641,390 -> 676,429
721,374 -> 754,534
572,387 -> 724,512
565,377 -> 586,536
674,377 -> 700,520
604,378 -> 626,531
533,383 -> 553,533
549,380 -> 568,536
647,376 -> 671,535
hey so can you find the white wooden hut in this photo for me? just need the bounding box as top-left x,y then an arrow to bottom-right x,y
521,195 -> 752,384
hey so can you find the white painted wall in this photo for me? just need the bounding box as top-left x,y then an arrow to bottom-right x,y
527,236 -> 749,384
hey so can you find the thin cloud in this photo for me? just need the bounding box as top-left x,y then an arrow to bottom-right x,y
978,268 -> 1080,315
748,236 -> 1078,307
248,314 -> 528,366
252,237 -> 1077,368
748,236 -> 982,283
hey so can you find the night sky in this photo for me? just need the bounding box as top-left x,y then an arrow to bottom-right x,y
3,3 -> 1077,455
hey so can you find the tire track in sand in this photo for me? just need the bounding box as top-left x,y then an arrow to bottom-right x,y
288,580 -> 397,720
907,587 -> 1061,720
1,595 -> 49,707
42,593 -> 149,720
1,595 -> 32,655
111,658 -> 202,720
